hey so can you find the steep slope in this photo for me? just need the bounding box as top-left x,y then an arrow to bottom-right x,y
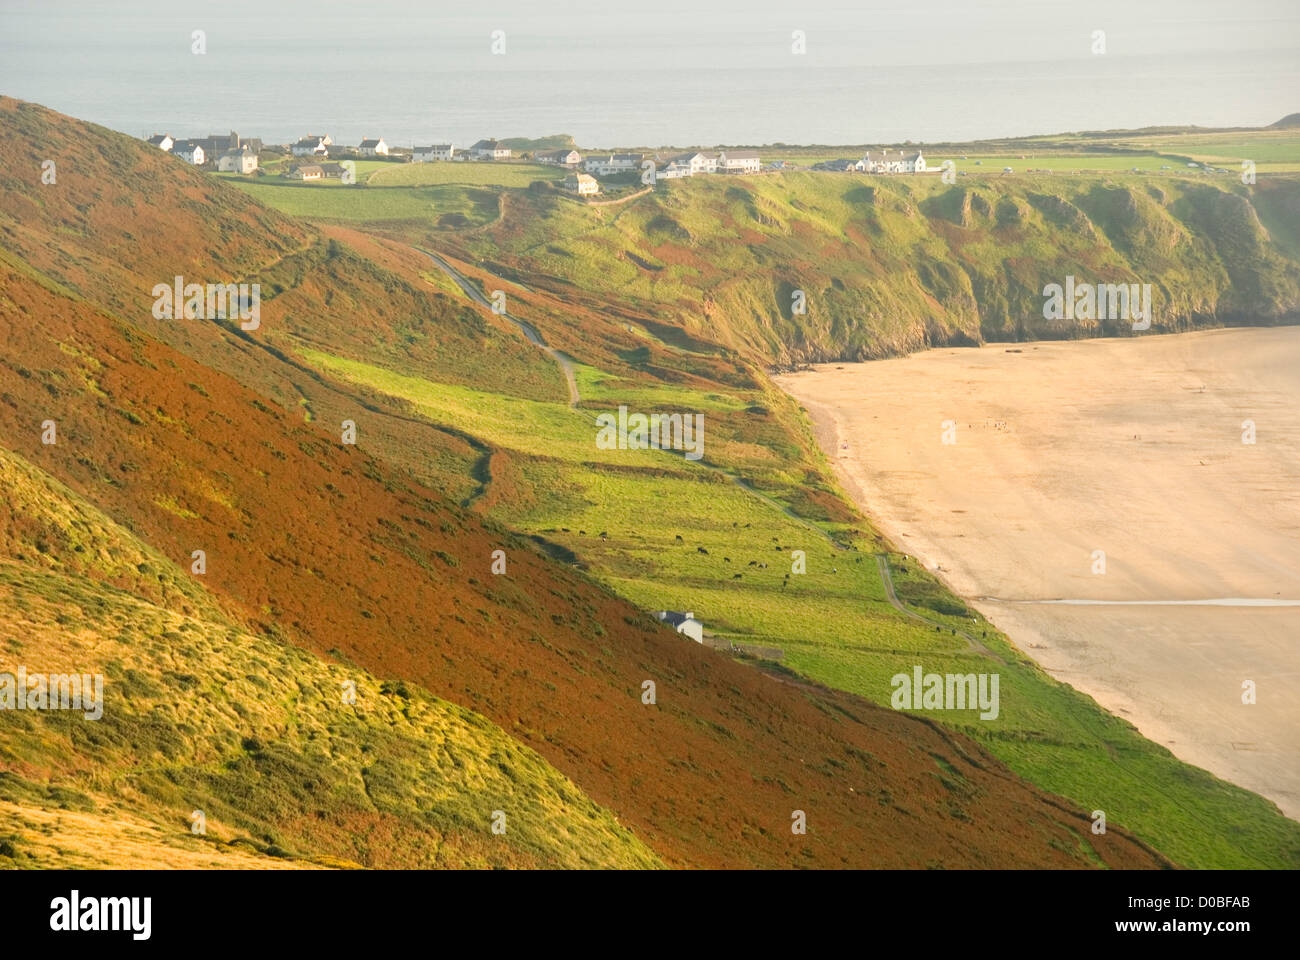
0,95 -> 561,504
0,99 -> 1171,868
432,169 -> 1300,363
0,449 -> 661,869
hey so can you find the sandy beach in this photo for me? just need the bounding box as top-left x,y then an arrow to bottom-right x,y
777,327 -> 1300,819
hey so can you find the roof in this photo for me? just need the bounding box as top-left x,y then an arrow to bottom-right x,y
471,139 -> 501,150
862,149 -> 923,162
294,136 -> 327,146
722,150 -> 760,160
540,148 -> 580,159
657,610 -> 698,627
359,138 -> 384,148
220,145 -> 254,157
415,144 -> 453,152
147,134 -> 171,144
292,164 -> 323,174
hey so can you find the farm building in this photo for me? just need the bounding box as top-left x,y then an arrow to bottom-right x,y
170,140 -> 205,165
470,139 -> 511,160
656,161 -> 691,179
563,172 -> 600,196
413,144 -> 455,162
217,146 -> 258,174
656,611 -> 704,644
538,148 -> 582,166
292,135 -> 331,157
717,149 -> 761,174
669,151 -> 718,175
584,153 -> 642,176
856,149 -> 926,173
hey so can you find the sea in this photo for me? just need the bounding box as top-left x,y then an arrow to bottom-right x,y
1,0 -> 1297,148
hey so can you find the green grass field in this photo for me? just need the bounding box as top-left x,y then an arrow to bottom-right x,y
223,177 -> 501,226
706,129 -> 1300,173
929,154 -> 1201,173
369,161 -> 567,188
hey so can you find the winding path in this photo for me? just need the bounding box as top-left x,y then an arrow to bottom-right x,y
876,554 -> 1003,662
416,247 -> 580,406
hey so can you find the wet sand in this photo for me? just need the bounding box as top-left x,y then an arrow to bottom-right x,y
777,327 -> 1300,818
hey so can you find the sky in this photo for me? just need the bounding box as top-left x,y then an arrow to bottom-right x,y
0,0 -> 1296,145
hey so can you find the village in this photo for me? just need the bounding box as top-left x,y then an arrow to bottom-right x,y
142,129 -> 933,195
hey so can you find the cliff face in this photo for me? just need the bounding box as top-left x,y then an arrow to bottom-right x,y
446,170 -> 1300,364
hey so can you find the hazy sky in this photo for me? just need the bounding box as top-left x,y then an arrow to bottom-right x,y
1,0 -> 1296,144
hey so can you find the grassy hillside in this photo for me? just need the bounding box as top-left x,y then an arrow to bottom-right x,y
0,97 -> 1174,869
427,170 -> 1300,364
0,450 -> 662,869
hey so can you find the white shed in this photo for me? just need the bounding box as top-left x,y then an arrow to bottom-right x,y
656,610 -> 704,644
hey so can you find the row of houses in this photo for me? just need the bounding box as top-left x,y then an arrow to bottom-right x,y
542,148 -> 764,195
291,134 -> 392,158
815,149 -> 928,174
149,128 -> 765,184
148,131 -> 261,172
412,140 -> 510,162
543,148 -> 763,178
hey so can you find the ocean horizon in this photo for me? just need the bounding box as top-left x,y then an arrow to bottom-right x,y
1,0 -> 1296,148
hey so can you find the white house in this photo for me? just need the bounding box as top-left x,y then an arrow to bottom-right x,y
286,164 -> 323,181
583,153 -> 642,176
470,139 -> 511,160
563,172 -> 600,196
670,151 -> 717,175
656,610 -> 703,644
538,148 -> 582,166
292,135 -> 330,157
413,144 -> 455,162
717,149 -> 761,174
171,140 -> 205,165
857,149 -> 926,173
147,133 -> 174,152
358,137 -> 388,157
217,146 -> 258,174
655,161 -> 691,180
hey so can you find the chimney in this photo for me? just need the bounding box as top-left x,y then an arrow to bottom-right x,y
685,612 -> 694,620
